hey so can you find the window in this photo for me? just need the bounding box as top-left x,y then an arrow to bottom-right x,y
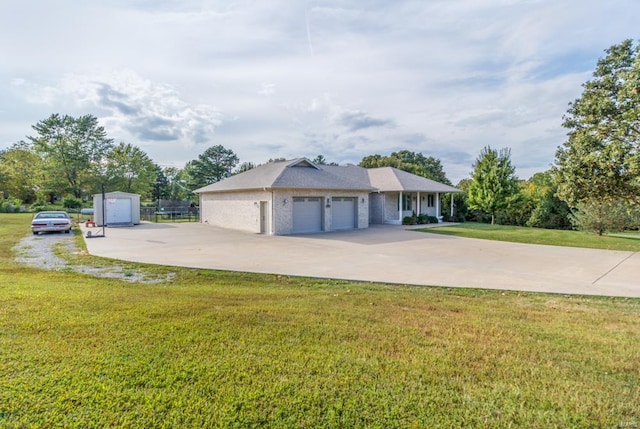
427,194 -> 435,207
401,194 -> 412,211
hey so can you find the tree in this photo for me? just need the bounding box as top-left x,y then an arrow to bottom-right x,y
235,162 -> 256,174
467,146 -> 518,224
359,151 -> 451,184
311,154 -> 338,166
184,145 -> 239,190
104,142 -> 158,197
554,40 -> 640,207
0,141 -> 42,203
151,165 -> 170,201
570,198 -> 640,235
159,167 -> 191,201
524,171 -> 572,229
312,154 -> 327,165
28,114 -> 114,199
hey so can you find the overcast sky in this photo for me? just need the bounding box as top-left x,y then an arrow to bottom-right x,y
1,0 -> 637,183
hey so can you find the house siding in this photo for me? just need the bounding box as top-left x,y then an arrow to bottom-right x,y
200,190 -> 272,234
384,193 -> 400,223
199,189 -> 369,235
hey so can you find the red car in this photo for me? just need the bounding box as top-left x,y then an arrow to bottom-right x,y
31,211 -> 72,235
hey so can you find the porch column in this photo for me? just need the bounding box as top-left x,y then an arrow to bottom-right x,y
398,191 -> 403,223
417,192 -> 421,214
450,194 -> 454,217
436,193 -> 440,220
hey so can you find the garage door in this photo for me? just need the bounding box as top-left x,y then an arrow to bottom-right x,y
106,198 -> 132,225
332,197 -> 356,230
292,197 -> 322,233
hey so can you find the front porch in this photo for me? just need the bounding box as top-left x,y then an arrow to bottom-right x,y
380,191 -> 455,225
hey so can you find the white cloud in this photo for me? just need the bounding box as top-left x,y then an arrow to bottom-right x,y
1,0 -> 639,182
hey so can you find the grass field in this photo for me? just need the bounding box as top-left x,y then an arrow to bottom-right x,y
419,222 -> 640,251
1,214 -> 639,427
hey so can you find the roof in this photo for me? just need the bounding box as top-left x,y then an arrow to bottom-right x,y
194,158 -> 374,193
367,167 -> 462,193
92,191 -> 141,197
195,158 -> 462,194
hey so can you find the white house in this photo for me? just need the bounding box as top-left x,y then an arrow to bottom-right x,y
195,158 -> 461,235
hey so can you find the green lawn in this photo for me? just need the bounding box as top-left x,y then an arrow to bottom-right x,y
419,222 -> 640,251
1,214 -> 639,427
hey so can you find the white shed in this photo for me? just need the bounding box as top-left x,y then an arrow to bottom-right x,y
93,191 -> 141,226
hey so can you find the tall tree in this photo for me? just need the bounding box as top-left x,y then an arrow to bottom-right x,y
151,165 -> 170,201
104,142 -> 157,197
524,171 -> 572,229
28,114 -> 113,199
184,145 -> 239,190
312,154 -> 327,165
0,142 -> 42,203
235,161 -> 256,174
554,39 -> 640,206
467,146 -> 518,224
359,151 -> 451,184
161,167 -> 191,201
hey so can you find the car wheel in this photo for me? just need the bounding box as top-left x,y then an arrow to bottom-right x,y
32,231 -> 38,235
65,229 -> 71,234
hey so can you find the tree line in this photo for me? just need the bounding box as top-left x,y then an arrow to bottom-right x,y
2,40 -> 639,234
463,39 -> 640,234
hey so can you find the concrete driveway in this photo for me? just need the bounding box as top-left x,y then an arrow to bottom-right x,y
81,222 -> 640,298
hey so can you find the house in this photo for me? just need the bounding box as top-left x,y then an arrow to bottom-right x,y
194,158 -> 462,235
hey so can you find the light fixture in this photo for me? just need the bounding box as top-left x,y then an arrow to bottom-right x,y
283,198 -> 288,205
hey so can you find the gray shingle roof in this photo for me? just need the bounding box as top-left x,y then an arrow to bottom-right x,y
367,167 -> 462,193
194,158 -> 462,194
194,158 -> 374,193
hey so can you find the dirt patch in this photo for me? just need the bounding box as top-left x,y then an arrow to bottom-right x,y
14,232 -> 174,283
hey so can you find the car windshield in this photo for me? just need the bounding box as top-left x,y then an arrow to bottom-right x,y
36,213 -> 67,219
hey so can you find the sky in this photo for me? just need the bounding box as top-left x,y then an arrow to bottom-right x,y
0,0 -> 637,184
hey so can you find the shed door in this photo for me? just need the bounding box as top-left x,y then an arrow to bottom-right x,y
106,198 -> 132,225
292,197 -> 322,233
332,197 -> 356,230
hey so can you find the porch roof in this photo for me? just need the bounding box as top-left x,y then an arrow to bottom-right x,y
367,167 -> 463,193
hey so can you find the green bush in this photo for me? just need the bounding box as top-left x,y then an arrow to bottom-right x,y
30,200 -> 51,213
570,198 -> 640,235
62,196 -> 83,213
402,216 -> 417,225
0,198 -> 22,213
